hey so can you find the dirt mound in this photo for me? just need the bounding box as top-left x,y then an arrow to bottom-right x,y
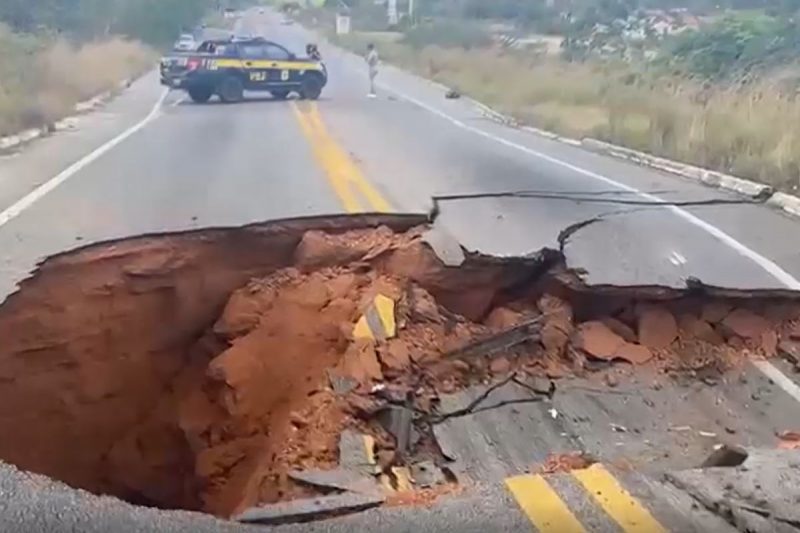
0,216 -> 799,518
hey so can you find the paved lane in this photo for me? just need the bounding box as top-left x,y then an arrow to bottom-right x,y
255,12 -> 800,290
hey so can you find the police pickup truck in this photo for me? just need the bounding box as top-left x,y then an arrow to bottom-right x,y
160,37 -> 327,103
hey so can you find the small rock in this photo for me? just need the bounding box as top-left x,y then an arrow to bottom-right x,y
290,412 -> 308,429
751,392 -> 761,401
602,317 -> 637,343
779,339 -> 800,365
489,356 -> 512,374
340,340 -> 383,384
327,370 -> 358,395
410,460 -> 446,488
347,395 -> 386,417
760,329 -> 778,356
374,384 -> 411,404
538,294 -> 574,323
789,322 -> 800,341
702,377 -> 719,386
678,314 -> 724,345
720,309 -> 770,341
541,322 -> 570,355
604,373 -> 619,388
575,321 -> 625,360
485,307 -> 523,330
451,359 -> 471,373
637,307 -> 678,349
613,343 -> 653,364
294,230 -> 362,269
379,341 -> 412,371
610,423 -> 628,433
725,426 -> 737,434
727,336 -> 745,350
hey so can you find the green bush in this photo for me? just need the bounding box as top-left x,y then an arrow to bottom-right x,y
0,0 -> 222,46
664,14 -> 800,80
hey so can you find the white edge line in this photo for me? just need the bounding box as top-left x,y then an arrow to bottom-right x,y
378,81 -> 800,403
0,88 -> 170,228
752,360 -> 800,404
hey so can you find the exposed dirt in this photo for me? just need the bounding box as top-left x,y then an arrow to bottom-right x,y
534,452 -> 596,474
0,215 -> 799,518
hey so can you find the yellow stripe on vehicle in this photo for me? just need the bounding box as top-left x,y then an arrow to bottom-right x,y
572,464 -> 667,533
291,102 -> 392,213
213,59 -> 320,71
505,474 -> 587,533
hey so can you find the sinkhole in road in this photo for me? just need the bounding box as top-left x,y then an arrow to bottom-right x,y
0,214 -> 799,518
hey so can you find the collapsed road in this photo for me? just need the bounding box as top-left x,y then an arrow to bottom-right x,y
0,214 -> 799,532
0,6 -> 799,533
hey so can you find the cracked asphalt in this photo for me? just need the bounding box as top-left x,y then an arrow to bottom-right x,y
0,7 -> 799,532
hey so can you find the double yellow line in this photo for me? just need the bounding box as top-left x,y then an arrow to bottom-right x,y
291,101 -> 392,213
507,464 -> 667,532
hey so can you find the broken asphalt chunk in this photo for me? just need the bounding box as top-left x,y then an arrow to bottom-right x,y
668,449 -> 800,529
377,406 -> 418,457
422,225 -> 465,267
338,430 -> 378,476
235,492 -> 385,525
410,460 -> 447,488
288,468 -> 381,496
327,369 -> 358,395
445,317 -> 543,361
353,294 -> 396,341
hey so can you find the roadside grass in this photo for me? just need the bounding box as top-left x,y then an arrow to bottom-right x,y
331,31 -> 800,192
0,27 -> 154,137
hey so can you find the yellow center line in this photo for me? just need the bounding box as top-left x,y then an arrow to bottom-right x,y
291,102 -> 362,212
505,474 -> 587,533
571,464 -> 667,533
291,101 -> 392,213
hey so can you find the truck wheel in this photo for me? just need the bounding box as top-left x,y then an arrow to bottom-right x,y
188,86 -> 213,103
271,90 -> 290,100
300,74 -> 323,100
218,76 -> 244,103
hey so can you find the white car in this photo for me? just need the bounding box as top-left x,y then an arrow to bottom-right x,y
173,34 -> 197,52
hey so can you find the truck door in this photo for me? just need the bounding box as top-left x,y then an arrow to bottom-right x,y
239,43 -> 271,89
261,43 -> 294,85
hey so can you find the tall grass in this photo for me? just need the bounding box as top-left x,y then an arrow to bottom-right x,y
0,27 -> 154,137
334,33 -> 800,192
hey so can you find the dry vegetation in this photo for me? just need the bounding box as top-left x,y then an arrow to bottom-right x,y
335,33 -> 800,192
0,27 -> 154,137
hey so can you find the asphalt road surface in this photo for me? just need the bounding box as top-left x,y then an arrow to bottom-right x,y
0,8 -> 799,532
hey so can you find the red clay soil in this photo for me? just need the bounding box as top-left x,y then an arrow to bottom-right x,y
0,218 -> 799,518
0,221 -> 531,517
534,452 -> 596,474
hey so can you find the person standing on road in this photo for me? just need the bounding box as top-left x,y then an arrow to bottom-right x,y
366,43 -> 379,98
